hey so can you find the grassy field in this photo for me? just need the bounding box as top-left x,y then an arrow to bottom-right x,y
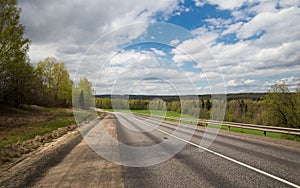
0,105 -> 76,148
106,109 -> 195,118
105,109 -> 299,141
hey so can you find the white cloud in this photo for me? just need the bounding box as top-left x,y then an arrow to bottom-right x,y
169,39 -> 180,46
275,76 -> 300,90
204,18 -> 233,29
244,79 -> 255,85
279,0 -> 300,8
90,48 -> 216,95
225,77 -> 300,93
227,79 -> 239,87
19,0 -> 300,94
247,1 -> 278,14
237,7 -> 300,40
172,4 -> 300,93
202,0 -> 248,10
194,0 -> 205,7
19,0 -> 189,95
192,27 -> 219,46
19,0 -> 181,63
108,50 -> 153,66
150,48 -> 166,56
221,22 -> 243,36
171,38 -> 216,69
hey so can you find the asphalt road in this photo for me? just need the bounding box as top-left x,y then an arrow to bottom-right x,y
115,113 -> 300,188
30,112 -> 300,188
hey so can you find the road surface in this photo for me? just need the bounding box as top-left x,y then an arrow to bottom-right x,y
116,113 -> 300,188
32,112 -> 300,188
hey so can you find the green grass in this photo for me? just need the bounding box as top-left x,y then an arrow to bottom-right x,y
191,122 -> 286,139
0,105 -> 76,148
104,109 -> 195,118
104,109 -> 299,141
73,110 -> 96,123
196,123 -> 289,140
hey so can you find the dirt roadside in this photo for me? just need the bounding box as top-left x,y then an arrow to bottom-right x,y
0,128 -> 82,188
0,113 -> 125,188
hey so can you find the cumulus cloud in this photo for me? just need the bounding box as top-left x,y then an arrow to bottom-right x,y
19,0 -> 193,95
225,76 -> 300,93
169,39 -> 180,46
94,49 -> 208,95
172,2 -> 300,92
19,0 -> 181,64
150,48 -> 166,56
198,0 -> 299,11
199,0 -> 248,10
19,0 -> 300,94
194,0 -> 205,7
192,27 -> 219,46
108,50 -> 153,66
237,7 -> 300,40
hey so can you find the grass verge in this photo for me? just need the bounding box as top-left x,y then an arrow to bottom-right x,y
105,109 -> 194,118
104,109 -> 299,141
0,104 -> 79,165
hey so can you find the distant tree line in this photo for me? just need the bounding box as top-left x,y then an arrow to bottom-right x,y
95,93 -> 266,101
95,82 -> 300,128
95,98 -> 213,119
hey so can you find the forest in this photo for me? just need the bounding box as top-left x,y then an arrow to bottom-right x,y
95,83 -> 300,129
0,1 -> 92,109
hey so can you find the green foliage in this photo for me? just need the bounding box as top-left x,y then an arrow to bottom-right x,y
264,82 -> 299,128
0,0 -> 33,107
96,83 -> 299,129
223,98 -> 273,125
1,1 -> 75,108
129,99 -> 148,110
296,81 -> 300,126
206,99 -> 212,111
170,101 -> 180,113
226,93 -> 265,101
79,90 -> 84,109
73,77 -> 93,109
35,57 -> 72,107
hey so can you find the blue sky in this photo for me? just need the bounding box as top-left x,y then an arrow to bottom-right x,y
166,2 -> 232,30
19,0 -> 300,94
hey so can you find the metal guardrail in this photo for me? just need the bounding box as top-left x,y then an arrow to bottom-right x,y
147,114 -> 300,137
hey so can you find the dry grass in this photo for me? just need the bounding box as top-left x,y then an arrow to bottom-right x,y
0,104 -> 77,165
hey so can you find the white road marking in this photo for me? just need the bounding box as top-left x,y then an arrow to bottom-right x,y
143,120 -> 300,188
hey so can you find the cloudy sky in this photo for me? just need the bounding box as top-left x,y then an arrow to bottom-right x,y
19,0 -> 300,95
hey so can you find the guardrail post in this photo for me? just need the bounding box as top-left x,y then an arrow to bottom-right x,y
228,126 -> 230,131
263,131 -> 266,136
